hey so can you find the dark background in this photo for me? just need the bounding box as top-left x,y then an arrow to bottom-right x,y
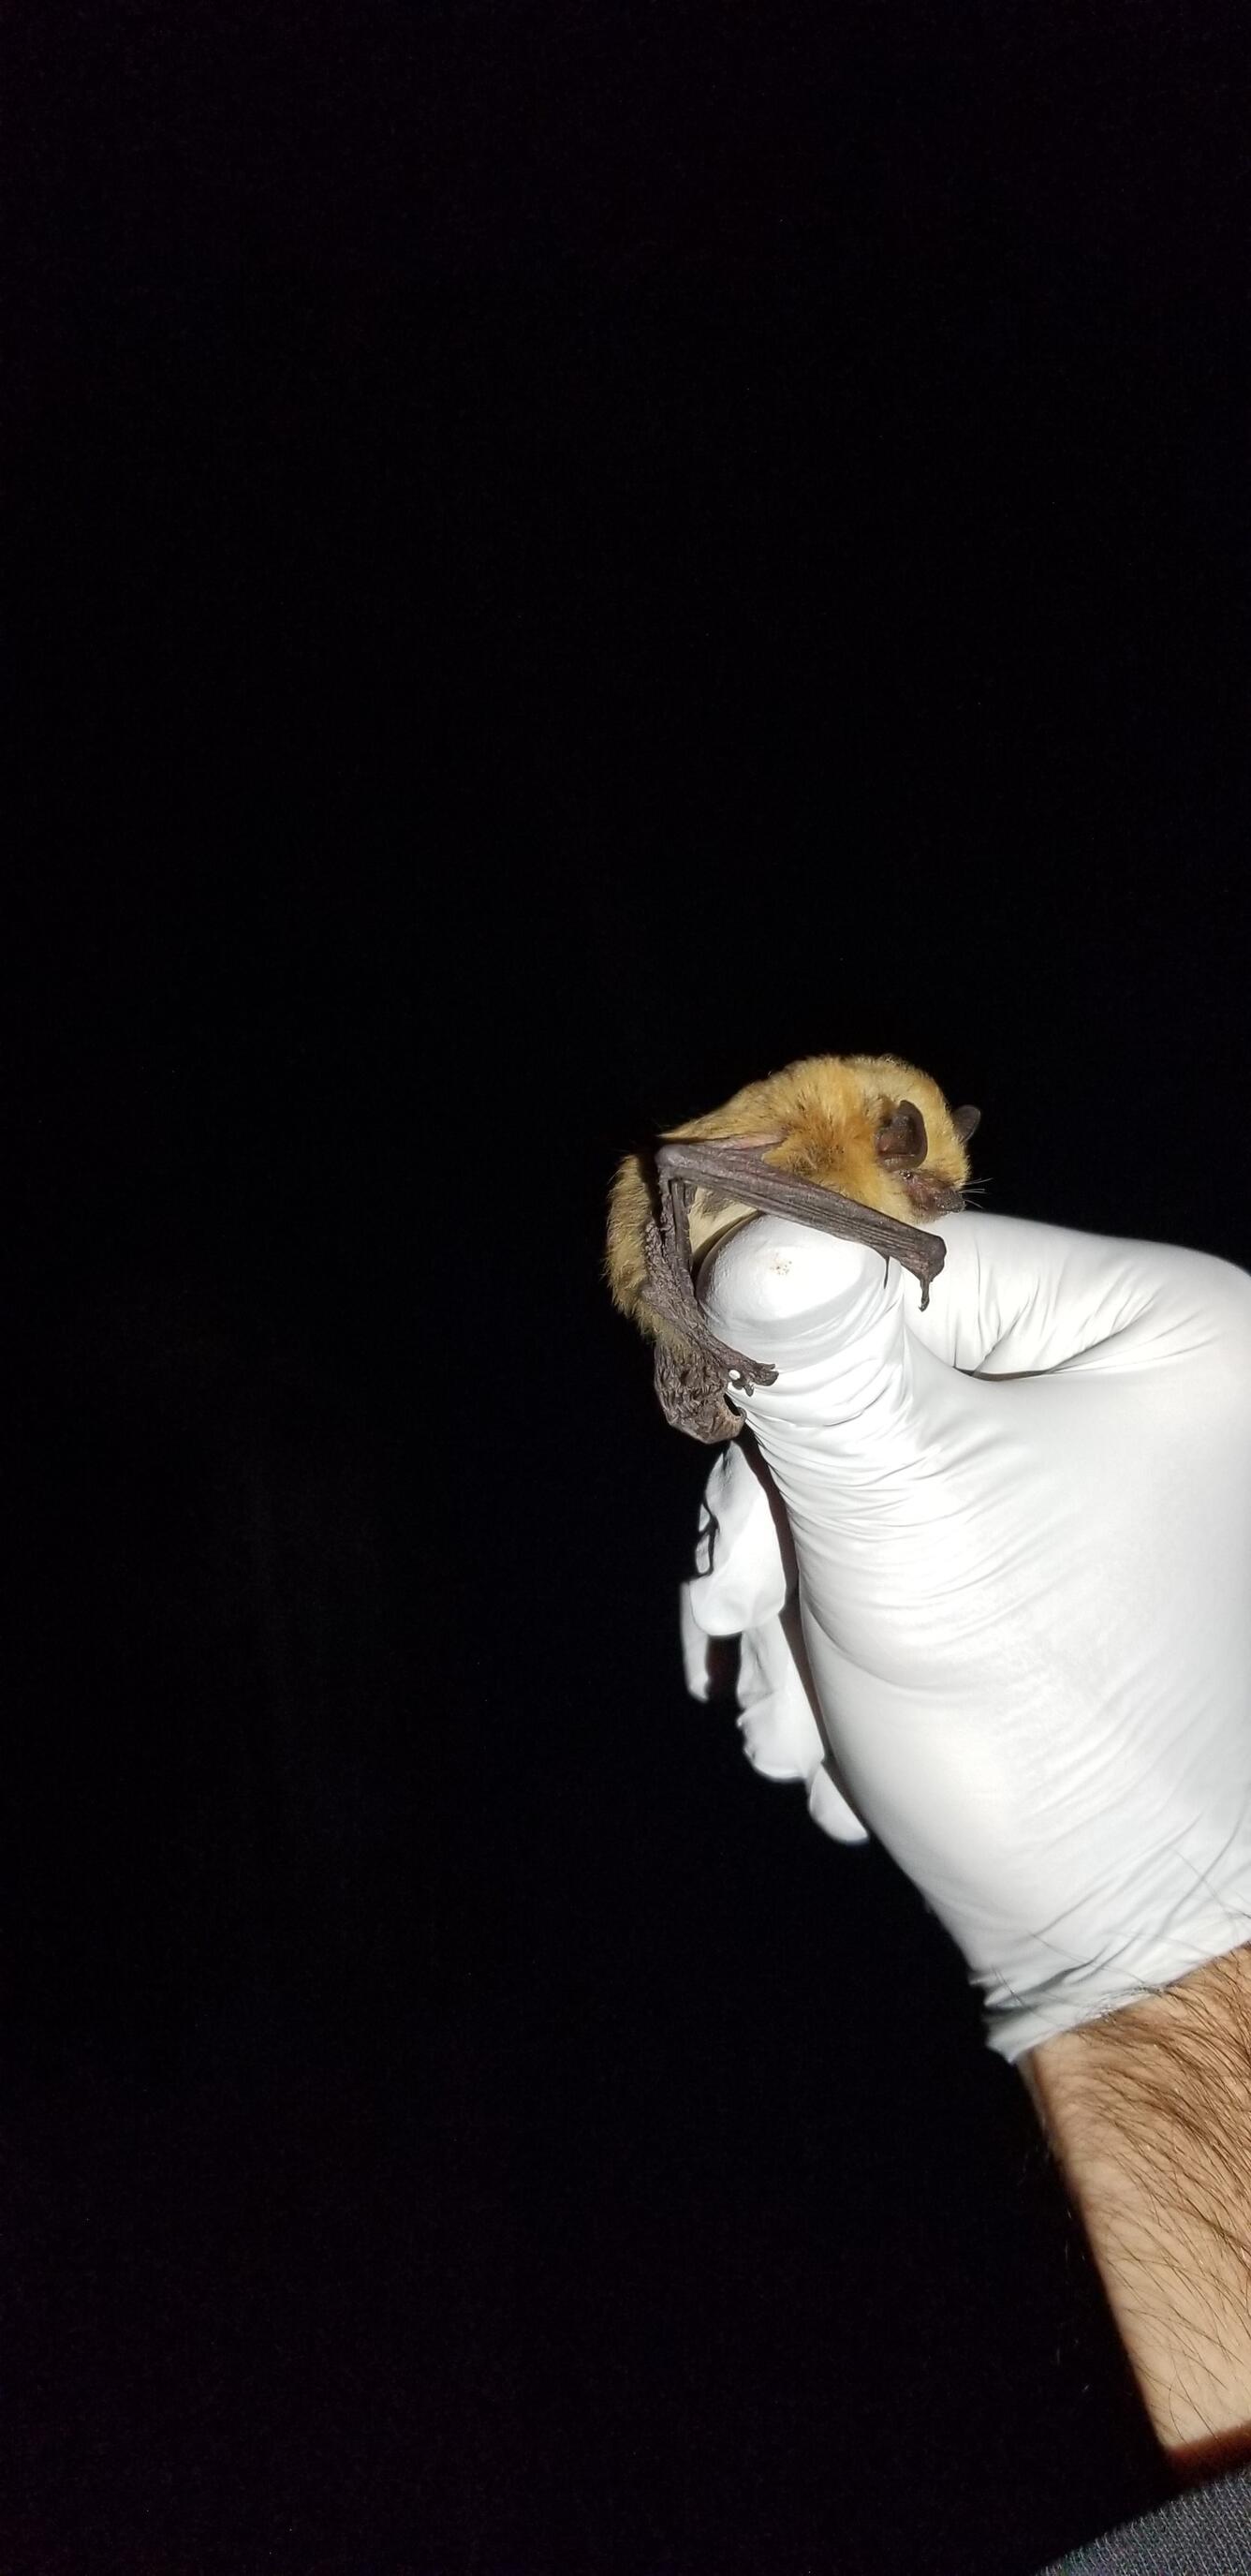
4,5 -> 1245,2570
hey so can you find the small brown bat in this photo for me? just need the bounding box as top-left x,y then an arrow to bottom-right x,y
606,1053 -> 980,1443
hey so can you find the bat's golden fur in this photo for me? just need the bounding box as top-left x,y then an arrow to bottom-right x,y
606,1053 -> 973,1348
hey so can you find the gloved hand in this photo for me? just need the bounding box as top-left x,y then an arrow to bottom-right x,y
682,1208 -> 1251,2060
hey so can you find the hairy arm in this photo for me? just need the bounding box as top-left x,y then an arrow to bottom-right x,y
1025,1945 -> 1251,2481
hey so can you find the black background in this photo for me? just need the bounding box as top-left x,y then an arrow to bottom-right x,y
4,6 -> 1246,2570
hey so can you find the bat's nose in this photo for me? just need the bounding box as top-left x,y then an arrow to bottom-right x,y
904,1176 -> 965,1215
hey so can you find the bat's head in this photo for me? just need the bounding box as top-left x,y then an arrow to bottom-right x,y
743,1053 -> 980,1226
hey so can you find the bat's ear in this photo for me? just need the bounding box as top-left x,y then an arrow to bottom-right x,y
875,1101 -> 928,1169
952,1103 -> 981,1144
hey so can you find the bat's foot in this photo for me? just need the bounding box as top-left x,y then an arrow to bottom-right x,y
654,1338 -> 769,1444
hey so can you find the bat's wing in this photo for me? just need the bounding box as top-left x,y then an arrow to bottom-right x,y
641,1162 -> 777,1443
641,1134 -> 949,1444
655,1138 -> 949,1306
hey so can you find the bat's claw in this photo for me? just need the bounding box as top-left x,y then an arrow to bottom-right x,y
724,1349 -> 779,1394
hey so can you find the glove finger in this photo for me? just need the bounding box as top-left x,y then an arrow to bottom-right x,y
733,1612 -> 869,1843
906,1207 -> 1251,1382
808,1764 -> 870,1846
684,1439 -> 791,1636
736,1620 -> 825,1778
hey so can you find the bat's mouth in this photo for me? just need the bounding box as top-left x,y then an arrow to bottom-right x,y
901,1172 -> 965,1218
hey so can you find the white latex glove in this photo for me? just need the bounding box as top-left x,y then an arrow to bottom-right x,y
682,1208 -> 1251,2060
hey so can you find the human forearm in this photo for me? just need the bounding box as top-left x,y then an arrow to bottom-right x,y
1025,1943 -> 1251,2480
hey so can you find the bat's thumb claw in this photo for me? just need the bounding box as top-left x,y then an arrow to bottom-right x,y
729,1358 -> 779,1391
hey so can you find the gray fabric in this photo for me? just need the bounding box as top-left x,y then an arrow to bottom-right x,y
1038,2465 -> 1251,2573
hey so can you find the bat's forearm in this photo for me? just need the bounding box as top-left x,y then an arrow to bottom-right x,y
655,1139 -> 948,1308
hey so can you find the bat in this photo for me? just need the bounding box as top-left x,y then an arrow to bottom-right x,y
606,1054 -> 980,1442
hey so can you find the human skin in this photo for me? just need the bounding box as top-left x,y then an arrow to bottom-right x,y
1026,1943 -> 1251,2480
